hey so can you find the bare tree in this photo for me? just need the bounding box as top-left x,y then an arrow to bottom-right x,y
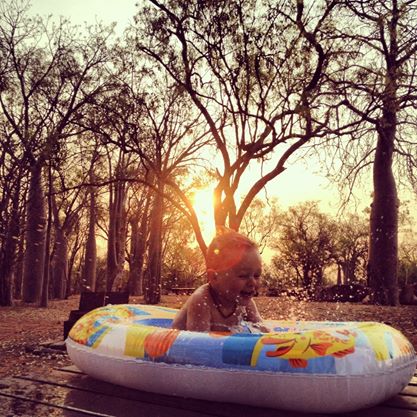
105,150 -> 130,292
0,1 -> 113,304
133,0 -> 346,239
49,167 -> 87,299
127,177 -> 152,296
83,169 -> 98,293
87,37 -> 212,302
137,87 -> 209,304
327,0 -> 417,304
0,153 -> 25,306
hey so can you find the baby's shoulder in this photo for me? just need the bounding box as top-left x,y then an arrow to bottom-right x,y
193,283 -> 210,296
186,284 -> 210,304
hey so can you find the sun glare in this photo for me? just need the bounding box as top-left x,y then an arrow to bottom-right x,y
192,188 -> 216,242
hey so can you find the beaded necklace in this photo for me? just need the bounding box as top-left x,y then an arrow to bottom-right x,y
208,284 -> 237,319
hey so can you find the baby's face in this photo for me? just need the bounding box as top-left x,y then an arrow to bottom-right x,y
213,246 -> 262,304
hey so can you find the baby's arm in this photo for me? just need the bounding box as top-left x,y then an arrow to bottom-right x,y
185,291 -> 212,332
245,298 -> 271,333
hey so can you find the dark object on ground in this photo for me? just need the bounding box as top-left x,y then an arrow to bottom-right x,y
266,288 -> 282,297
25,343 -> 67,356
319,284 -> 371,302
63,291 -> 129,339
399,283 -> 417,305
171,287 -> 195,295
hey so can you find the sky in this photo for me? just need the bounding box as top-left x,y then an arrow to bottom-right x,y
30,0 -> 138,30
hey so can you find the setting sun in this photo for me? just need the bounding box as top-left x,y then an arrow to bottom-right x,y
192,187 -> 216,242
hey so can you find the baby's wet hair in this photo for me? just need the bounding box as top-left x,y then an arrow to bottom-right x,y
206,228 -> 257,273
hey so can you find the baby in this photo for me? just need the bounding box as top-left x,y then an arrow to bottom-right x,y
172,228 -> 269,333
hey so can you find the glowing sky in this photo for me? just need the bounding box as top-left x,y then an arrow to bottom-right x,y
30,0 -> 137,30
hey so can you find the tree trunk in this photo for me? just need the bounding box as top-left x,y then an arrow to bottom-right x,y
368,131 -> 399,305
22,162 -> 46,304
143,180 -> 164,304
13,233 -> 25,299
342,260 -> 355,284
368,95 -> 399,305
67,231 -> 81,298
41,165 -> 53,307
302,266 -> 310,289
46,188 -> 68,299
315,268 -> 323,288
0,181 -> 21,306
84,185 -> 97,291
52,229 -> 68,299
128,193 -> 151,296
366,2 -> 401,306
337,264 -> 342,286
106,179 -> 127,292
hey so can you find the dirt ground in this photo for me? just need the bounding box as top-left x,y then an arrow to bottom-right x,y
0,294 -> 416,379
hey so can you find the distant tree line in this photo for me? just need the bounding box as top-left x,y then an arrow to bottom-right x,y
0,0 -> 416,307
249,200 -> 416,300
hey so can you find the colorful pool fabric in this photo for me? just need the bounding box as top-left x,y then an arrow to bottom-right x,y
66,304 -> 416,413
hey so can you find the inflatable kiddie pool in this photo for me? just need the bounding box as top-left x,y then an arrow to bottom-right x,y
66,304 -> 416,414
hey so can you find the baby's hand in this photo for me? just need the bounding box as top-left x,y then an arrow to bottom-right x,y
252,322 -> 272,333
240,321 -> 271,334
